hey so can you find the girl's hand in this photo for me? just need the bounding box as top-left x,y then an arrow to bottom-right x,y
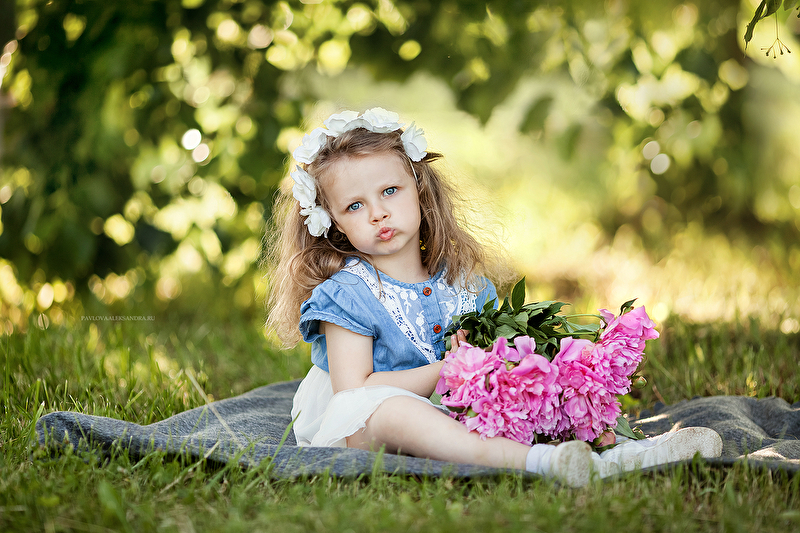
448,329 -> 468,353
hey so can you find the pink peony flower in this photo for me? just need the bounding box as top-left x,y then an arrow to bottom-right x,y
439,336 -> 563,444
600,306 -> 659,344
466,390 -> 536,443
487,337 -> 521,362
553,337 -> 621,442
597,306 -> 659,394
436,343 -> 499,407
512,335 -> 537,358
438,305 -> 658,446
510,355 -> 562,436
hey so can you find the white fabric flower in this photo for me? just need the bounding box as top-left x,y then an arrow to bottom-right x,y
323,110 -> 361,136
300,205 -> 332,237
291,166 -> 317,209
293,127 -> 330,164
292,166 -> 331,237
361,107 -> 403,133
401,122 -> 428,162
342,117 -> 370,133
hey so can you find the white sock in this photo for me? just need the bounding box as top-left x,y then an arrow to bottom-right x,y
525,444 -> 555,475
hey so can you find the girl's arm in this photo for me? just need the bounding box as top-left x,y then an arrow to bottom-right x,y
322,321 -> 444,396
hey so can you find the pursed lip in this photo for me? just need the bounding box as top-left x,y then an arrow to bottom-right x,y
377,227 -> 395,241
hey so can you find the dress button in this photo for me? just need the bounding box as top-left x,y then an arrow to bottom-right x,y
423,287 -> 432,296
433,324 -> 442,334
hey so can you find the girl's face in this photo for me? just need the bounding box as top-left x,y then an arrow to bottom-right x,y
322,152 -> 422,272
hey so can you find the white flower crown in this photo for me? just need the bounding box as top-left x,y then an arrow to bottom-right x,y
290,107 -> 428,237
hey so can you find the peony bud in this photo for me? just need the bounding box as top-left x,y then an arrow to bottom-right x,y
632,376 -> 647,389
593,430 -> 616,447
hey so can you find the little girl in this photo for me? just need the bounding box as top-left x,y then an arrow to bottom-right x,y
269,107 -> 722,487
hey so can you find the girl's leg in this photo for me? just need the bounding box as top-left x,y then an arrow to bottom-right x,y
346,395 -> 530,469
348,395 -> 595,487
345,395 -> 722,487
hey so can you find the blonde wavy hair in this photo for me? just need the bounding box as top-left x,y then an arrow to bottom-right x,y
266,126 -> 502,346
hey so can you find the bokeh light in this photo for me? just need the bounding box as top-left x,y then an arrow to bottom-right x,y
181,129 -> 202,150
2,0 -> 799,334
650,153 -> 670,174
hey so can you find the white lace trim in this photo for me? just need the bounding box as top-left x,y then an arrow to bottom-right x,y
434,276 -> 477,319
341,260 -> 476,364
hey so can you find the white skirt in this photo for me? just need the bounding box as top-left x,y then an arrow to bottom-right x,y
291,365 -> 439,447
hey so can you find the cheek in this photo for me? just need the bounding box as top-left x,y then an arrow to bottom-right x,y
410,200 -> 422,224
335,215 -> 361,238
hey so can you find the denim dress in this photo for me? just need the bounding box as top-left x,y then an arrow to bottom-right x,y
291,258 -> 497,447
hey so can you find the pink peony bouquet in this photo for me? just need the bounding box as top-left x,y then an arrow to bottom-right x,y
436,280 -> 659,446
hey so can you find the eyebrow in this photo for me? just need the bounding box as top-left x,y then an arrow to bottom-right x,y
335,179 -> 399,208
335,192 -> 362,210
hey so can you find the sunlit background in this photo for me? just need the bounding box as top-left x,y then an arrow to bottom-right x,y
0,0 -> 799,337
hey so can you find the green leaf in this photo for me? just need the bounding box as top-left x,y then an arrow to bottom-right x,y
766,0 -> 782,16
546,301 -> 568,315
785,0 -> 799,11
523,301 -> 551,313
510,277 -> 526,311
745,0 -> 767,47
543,339 -> 560,359
494,325 -> 518,340
496,314 -> 518,329
500,297 -> 513,313
614,415 -> 647,440
524,307 -> 545,319
620,298 -> 637,315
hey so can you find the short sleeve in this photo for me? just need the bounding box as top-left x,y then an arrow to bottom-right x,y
475,277 -> 498,311
299,275 -> 376,344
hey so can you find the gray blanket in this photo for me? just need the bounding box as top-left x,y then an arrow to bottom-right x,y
35,380 -> 800,478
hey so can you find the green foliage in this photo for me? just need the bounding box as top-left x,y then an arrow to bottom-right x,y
1,0 -> 799,330
0,0 -> 558,299
445,278 -> 602,359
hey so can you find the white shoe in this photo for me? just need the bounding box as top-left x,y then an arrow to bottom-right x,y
591,451 -> 622,479
598,427 -> 723,471
546,441 -> 594,488
526,441 -> 594,487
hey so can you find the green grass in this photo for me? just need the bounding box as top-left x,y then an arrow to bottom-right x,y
1,310 -> 799,532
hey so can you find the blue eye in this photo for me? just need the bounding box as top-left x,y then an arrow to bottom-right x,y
383,187 -> 397,196
347,202 -> 362,212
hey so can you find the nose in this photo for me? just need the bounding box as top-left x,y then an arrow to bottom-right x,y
371,204 -> 389,223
